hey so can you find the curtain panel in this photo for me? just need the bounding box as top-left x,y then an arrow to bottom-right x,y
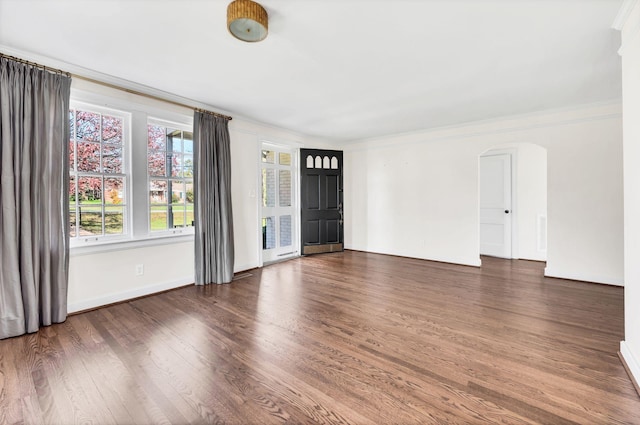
0,57 -> 71,339
193,111 -> 234,284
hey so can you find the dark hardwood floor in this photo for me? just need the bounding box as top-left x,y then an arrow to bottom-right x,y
1,251 -> 639,424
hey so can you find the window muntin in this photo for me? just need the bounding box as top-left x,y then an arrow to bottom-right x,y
69,107 -> 127,242
147,123 -> 194,233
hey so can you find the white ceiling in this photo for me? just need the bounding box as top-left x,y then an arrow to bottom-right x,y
0,0 -> 624,143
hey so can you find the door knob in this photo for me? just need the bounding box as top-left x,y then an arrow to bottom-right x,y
505,210 -> 510,214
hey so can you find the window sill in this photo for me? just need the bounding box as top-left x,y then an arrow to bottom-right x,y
70,233 -> 195,257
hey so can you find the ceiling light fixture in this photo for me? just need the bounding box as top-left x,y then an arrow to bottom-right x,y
227,0 -> 268,42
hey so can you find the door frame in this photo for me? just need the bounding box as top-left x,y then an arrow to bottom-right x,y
257,140 -> 302,267
479,148 -> 518,259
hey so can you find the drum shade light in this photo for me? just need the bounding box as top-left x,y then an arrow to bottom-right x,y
227,0 -> 268,42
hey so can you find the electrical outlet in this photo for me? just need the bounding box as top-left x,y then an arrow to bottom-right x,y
135,264 -> 144,276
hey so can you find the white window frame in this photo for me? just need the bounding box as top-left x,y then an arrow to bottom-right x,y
69,89 -> 194,255
147,117 -> 195,237
69,101 -> 132,248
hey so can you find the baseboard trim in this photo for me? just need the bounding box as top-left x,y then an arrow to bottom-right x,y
620,341 -> 640,398
543,267 -> 623,286
344,248 -> 482,268
68,277 -> 194,314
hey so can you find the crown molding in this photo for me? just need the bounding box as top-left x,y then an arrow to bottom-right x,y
612,0 -> 638,30
0,44 -> 234,118
342,100 -> 622,151
0,44 -> 333,144
614,0 -> 640,56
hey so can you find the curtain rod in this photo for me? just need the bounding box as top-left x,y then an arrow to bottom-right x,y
73,74 -> 232,121
0,52 -> 71,77
0,52 -> 233,121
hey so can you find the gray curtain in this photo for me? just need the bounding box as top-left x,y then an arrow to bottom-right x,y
0,56 -> 71,339
193,111 -> 234,284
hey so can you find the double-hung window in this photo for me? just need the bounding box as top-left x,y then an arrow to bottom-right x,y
69,104 -> 129,244
147,121 -> 194,234
68,91 -> 194,250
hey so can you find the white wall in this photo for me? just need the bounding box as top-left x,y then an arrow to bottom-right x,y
618,0 -> 640,390
67,80 -> 330,312
68,241 -> 195,312
515,144 -> 547,261
344,102 -> 623,285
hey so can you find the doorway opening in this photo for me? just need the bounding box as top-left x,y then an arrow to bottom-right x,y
479,144 -> 547,261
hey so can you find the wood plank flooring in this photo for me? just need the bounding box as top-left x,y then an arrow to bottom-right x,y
1,251 -> 639,424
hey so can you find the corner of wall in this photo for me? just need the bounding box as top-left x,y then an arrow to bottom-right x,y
620,341 -> 640,394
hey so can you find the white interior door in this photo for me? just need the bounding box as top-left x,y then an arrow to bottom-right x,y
480,154 -> 512,258
261,144 -> 298,263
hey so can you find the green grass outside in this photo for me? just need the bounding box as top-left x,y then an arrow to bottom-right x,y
71,202 -> 193,235
150,206 -> 194,231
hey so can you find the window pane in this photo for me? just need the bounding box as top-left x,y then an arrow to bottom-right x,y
69,140 -> 75,170
105,178 -> 124,205
102,115 -> 122,144
183,155 -> 194,177
280,215 -> 292,247
279,152 -> 291,166
150,207 -> 167,231
79,205 -> 103,236
148,151 -> 166,176
148,125 -> 166,150
185,180 -> 194,226
170,183 -> 185,205
150,179 -> 167,204
279,170 -> 291,207
170,205 -> 186,228
76,111 -> 100,142
78,176 -> 102,203
77,142 -> 100,172
169,182 -> 195,228
69,176 -> 76,203
168,129 -> 182,152
183,132 -> 193,154
102,144 -> 122,174
105,206 -> 124,235
262,150 -> 275,163
185,200 -> 194,227
262,169 -> 275,207
170,153 -> 183,177
69,206 -> 77,237
185,182 -> 194,204
69,110 -> 75,139
262,217 -> 275,250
